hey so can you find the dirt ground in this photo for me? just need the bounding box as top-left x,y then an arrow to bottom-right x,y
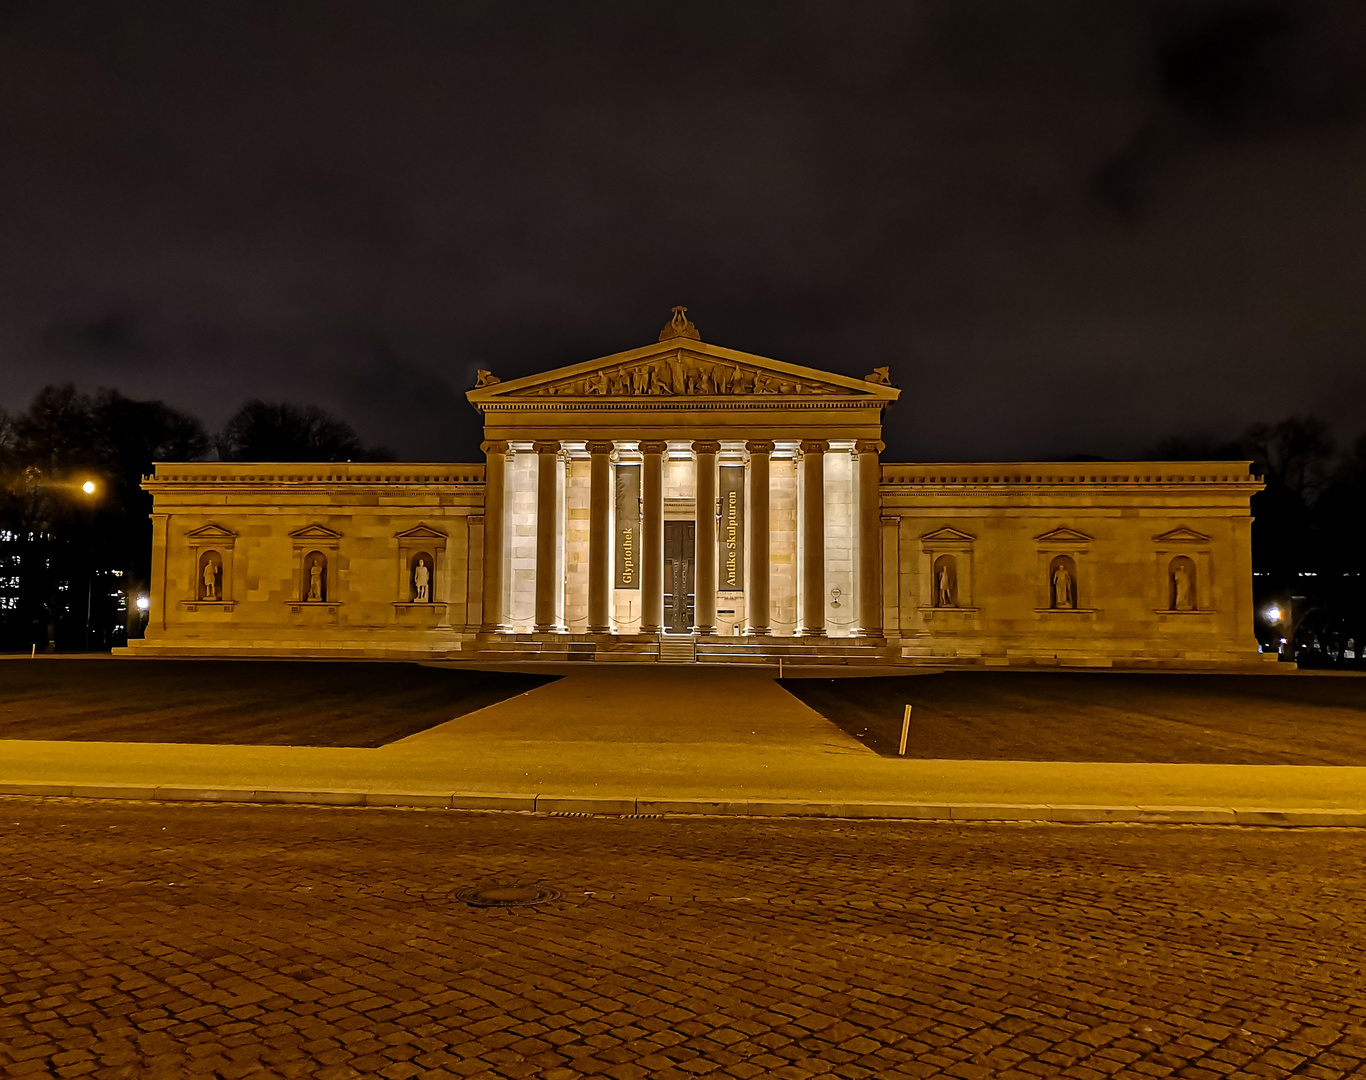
0,659 -> 554,746
781,670 -> 1366,765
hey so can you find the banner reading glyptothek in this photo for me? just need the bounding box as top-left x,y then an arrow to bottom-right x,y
614,464 -> 640,589
719,464 -> 745,591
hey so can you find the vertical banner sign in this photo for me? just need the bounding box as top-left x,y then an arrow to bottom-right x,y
720,465 -> 745,591
614,464 -> 640,588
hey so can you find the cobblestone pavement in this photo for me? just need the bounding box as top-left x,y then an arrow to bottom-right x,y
2,798 -> 1364,1080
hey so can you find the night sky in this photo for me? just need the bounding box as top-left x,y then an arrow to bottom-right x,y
3,1 -> 1365,463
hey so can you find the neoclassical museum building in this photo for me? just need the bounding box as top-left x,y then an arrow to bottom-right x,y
130,309 -> 1270,667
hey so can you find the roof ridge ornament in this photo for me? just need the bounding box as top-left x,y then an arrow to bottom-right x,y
659,305 -> 700,341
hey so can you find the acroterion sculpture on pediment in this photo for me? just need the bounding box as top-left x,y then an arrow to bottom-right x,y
659,305 -> 700,341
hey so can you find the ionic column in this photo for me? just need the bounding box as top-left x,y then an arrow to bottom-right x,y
855,440 -> 885,637
640,440 -> 666,634
587,440 -> 614,634
480,440 -> 508,633
798,439 -> 828,637
746,440 -> 774,635
693,440 -> 720,634
533,440 -> 561,632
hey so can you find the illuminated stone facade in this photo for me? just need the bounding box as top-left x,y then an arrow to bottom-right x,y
129,313 -> 1269,667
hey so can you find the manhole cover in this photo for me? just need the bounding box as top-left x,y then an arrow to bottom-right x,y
455,885 -> 560,909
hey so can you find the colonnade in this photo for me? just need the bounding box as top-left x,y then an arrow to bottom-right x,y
479,438 -> 884,639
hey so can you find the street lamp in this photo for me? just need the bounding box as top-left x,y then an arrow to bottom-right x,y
79,479 -> 99,651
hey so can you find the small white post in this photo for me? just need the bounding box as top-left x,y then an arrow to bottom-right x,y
778,657 -> 784,679
898,704 -> 912,756
31,643 -> 36,659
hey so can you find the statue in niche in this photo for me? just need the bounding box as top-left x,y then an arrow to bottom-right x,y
306,554 -> 326,602
1172,561 -> 1195,611
201,555 -> 219,600
935,559 -> 955,608
413,557 -> 430,603
1051,560 -> 1075,610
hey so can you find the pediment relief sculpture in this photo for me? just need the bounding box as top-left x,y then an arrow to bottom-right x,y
520,353 -> 847,398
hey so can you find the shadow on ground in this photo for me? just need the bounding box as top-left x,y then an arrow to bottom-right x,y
780,671 -> 1366,765
0,660 -> 556,746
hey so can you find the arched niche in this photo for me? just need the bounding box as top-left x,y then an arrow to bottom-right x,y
931,554 -> 958,608
1048,554 -> 1078,610
409,550 -> 435,603
1169,555 -> 1197,611
197,549 -> 223,601
303,550 -> 328,603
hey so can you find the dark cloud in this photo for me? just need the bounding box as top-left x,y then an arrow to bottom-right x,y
1,0 -> 1364,461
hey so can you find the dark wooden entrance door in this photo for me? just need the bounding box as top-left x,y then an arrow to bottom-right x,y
663,520 -> 695,634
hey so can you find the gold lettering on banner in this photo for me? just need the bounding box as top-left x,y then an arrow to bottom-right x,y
621,527 -> 635,586
719,465 -> 745,591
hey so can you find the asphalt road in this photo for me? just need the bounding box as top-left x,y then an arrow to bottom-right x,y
1,798 -> 1363,1079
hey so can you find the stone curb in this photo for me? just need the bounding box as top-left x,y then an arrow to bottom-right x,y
2,782 -> 1365,826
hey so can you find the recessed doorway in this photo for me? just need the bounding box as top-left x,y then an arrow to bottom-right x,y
663,520 -> 695,634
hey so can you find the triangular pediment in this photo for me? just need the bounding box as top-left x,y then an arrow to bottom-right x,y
394,524 -> 447,541
919,526 -> 976,544
185,523 -> 236,540
1035,525 -> 1093,545
288,523 -> 343,541
467,338 -> 900,405
1153,526 -> 1211,544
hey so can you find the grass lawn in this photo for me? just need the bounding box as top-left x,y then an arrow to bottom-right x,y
781,671 -> 1366,765
0,659 -> 555,747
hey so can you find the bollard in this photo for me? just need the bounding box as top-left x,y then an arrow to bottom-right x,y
898,704 -> 912,756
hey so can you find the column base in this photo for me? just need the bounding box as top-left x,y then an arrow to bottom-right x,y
747,625 -> 772,636
640,624 -> 661,635
797,627 -> 827,638
586,624 -> 612,634
479,625 -> 511,636
851,628 -> 886,640
534,624 -> 567,633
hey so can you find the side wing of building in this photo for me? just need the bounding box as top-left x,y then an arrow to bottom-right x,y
880,462 -> 1268,667
130,463 -> 486,659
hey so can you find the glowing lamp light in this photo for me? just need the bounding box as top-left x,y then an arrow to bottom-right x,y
81,480 -> 96,495
1265,605 -> 1283,623
135,596 -> 150,611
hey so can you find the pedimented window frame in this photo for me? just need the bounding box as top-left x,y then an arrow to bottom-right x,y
289,524 -> 342,610
183,523 -> 237,610
394,524 -> 449,618
1152,526 -> 1214,614
1034,526 -> 1095,615
917,526 -> 977,614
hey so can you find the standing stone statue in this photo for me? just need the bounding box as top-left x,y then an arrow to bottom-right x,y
936,564 -> 954,608
202,559 -> 218,600
1052,563 -> 1074,609
414,558 -> 430,602
308,559 -> 324,602
1173,562 -> 1194,611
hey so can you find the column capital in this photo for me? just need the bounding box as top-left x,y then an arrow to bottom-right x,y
585,440 -> 615,455
480,440 -> 509,456
798,439 -> 830,454
880,515 -> 900,527
692,439 -> 722,455
854,439 -> 885,455
745,439 -> 776,454
532,440 -> 561,455
638,440 -> 668,454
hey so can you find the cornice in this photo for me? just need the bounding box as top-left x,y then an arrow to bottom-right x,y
475,397 -> 886,413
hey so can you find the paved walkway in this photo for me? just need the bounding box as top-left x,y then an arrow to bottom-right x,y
3,799 -> 1364,1079
3,666 -> 1366,821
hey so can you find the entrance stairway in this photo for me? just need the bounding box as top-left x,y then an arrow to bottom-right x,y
658,636 -> 697,663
